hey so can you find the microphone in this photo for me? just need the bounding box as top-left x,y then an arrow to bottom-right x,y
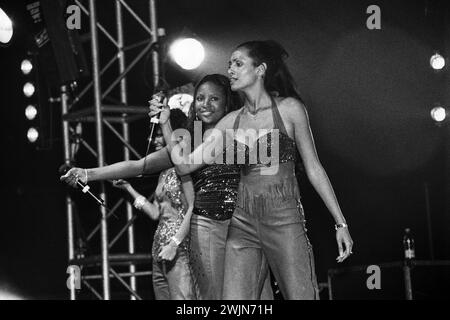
59,164 -> 105,206
148,91 -> 166,141
142,91 -> 166,175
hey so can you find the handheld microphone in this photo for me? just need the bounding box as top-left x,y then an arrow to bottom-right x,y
142,91 -> 166,175
59,164 -> 105,206
148,91 -> 166,141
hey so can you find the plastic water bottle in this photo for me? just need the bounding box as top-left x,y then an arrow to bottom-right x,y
403,228 -> 415,260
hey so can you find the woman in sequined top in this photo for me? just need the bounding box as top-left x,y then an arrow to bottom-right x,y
166,41 -> 354,300
113,109 -> 197,300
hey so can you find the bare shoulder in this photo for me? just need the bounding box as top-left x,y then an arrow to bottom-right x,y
277,97 -> 308,123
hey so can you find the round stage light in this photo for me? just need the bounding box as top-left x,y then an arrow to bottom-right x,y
170,38 -> 205,70
430,53 -> 445,70
23,82 -> 35,97
25,105 -> 37,120
430,106 -> 447,122
21,59 -> 33,75
27,127 -> 39,143
0,7 -> 13,45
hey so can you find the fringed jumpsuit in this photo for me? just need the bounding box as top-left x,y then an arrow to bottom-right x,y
222,97 -> 320,300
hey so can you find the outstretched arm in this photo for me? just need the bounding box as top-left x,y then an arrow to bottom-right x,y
60,147 -> 172,187
286,97 -> 353,263
171,112 -> 237,176
170,127 -> 223,175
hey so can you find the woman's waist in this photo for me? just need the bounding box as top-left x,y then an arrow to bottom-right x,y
239,181 -> 299,200
239,161 -> 296,182
193,202 -> 235,221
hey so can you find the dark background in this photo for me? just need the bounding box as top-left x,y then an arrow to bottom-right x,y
0,0 -> 449,299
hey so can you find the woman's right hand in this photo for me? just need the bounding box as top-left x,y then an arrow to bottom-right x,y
148,93 -> 170,125
60,167 -> 87,188
112,179 -> 131,191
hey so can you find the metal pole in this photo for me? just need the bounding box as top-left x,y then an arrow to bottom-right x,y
115,0 -> 137,300
75,0 -> 119,48
327,272 -> 333,300
118,0 -> 154,36
89,0 -> 110,300
403,263 -> 413,300
101,42 -> 154,100
424,183 -> 435,260
149,0 -> 160,90
61,85 -> 76,300
103,120 -> 142,159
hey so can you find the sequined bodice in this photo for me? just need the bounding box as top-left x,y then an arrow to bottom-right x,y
152,168 -> 189,258
233,130 -> 298,167
191,164 -> 240,221
232,97 -> 301,169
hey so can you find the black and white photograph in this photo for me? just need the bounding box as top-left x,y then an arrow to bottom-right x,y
0,0 -> 449,303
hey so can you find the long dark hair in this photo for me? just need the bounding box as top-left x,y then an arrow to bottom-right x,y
237,40 -> 304,102
186,74 -> 240,135
168,108 -> 188,131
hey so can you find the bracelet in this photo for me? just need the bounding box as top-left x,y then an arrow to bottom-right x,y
335,223 -> 348,231
84,169 -> 88,184
170,236 -> 181,247
133,196 -> 147,210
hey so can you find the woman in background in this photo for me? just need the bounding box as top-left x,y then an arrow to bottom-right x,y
113,109 -> 196,300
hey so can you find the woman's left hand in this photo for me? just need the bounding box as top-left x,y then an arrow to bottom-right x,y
158,242 -> 178,262
336,227 -> 353,263
148,94 -> 170,125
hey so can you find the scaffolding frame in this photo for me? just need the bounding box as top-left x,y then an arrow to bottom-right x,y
61,0 -> 161,300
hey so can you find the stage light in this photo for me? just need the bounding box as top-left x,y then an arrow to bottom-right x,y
23,82 -> 35,97
170,38 -> 205,70
430,53 -> 445,70
0,7 -> 13,45
21,59 -> 33,75
25,105 -> 38,120
27,127 -> 39,143
430,106 -> 447,122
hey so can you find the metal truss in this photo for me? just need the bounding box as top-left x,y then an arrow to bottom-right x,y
60,0 -> 162,300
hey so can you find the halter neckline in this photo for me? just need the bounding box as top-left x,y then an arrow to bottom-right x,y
233,96 -> 289,138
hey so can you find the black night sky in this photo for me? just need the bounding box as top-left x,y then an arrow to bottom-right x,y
0,0 -> 449,299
